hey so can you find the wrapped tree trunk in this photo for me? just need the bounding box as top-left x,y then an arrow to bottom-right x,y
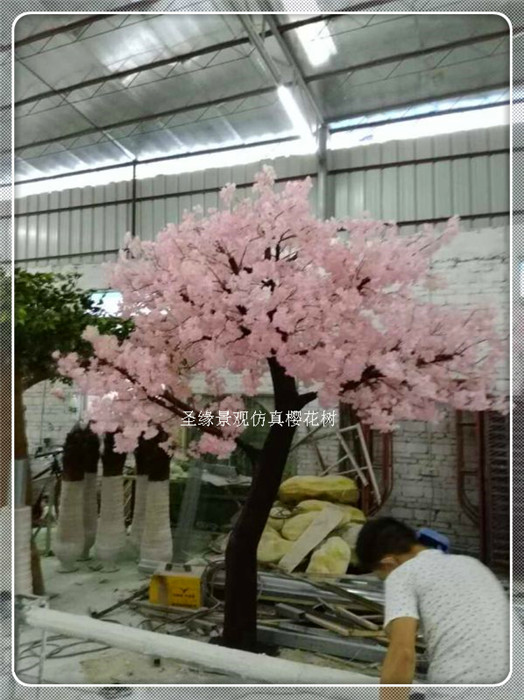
94,433 -> 127,571
221,358 -> 315,651
139,431 -> 173,564
80,425 -> 100,560
54,425 -> 85,572
129,436 -> 150,555
14,371 -> 43,594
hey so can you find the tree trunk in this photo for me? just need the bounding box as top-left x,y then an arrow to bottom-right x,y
129,475 -> 148,553
94,433 -> 127,570
138,433 -> 172,564
221,358 -> 314,651
0,362 -> 10,508
13,371 -> 44,595
54,480 -> 85,572
130,436 -> 151,554
54,424 -> 88,570
81,426 -> 100,559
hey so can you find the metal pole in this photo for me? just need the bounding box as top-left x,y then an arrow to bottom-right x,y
265,15 -> 325,126
131,160 -> 137,238
317,123 -> 328,219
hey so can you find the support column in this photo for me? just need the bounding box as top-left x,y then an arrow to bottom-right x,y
317,123 -> 328,220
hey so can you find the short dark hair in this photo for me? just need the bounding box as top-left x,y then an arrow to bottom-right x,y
355,517 -> 418,572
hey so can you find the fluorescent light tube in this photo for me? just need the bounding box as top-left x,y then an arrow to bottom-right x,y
277,85 -> 315,146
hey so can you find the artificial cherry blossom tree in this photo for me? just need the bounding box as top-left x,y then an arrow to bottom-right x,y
57,167 -> 505,651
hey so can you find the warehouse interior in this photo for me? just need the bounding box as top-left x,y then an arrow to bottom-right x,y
7,8 -> 517,692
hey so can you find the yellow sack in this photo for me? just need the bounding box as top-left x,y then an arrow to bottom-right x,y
278,475 -> 359,505
267,505 -> 292,532
281,512 -> 320,541
295,500 -> 366,524
306,536 -> 351,576
336,523 -> 364,548
257,527 -> 293,564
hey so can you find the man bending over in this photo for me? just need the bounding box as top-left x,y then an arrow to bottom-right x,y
355,517 -> 515,700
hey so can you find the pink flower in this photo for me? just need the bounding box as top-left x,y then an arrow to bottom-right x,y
53,169 -> 505,458
50,386 -> 66,401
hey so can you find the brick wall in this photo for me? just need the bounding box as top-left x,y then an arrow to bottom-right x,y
24,225 -> 508,554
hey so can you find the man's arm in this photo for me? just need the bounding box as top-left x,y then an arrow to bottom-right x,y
379,617 -> 418,700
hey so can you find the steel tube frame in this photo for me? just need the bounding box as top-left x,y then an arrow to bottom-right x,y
13,91 -> 508,168
13,85 -> 278,154
15,134 -> 299,186
10,15 -> 335,110
9,13 -> 333,54
304,30 -> 508,85
265,14 -> 325,126
11,25 -> 506,112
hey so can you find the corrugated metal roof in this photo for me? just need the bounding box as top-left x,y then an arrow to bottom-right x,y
13,11 -> 509,181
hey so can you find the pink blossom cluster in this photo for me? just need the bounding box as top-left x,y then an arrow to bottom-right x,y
56,166 -> 506,454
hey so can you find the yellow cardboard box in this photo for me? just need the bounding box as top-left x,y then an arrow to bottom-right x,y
149,567 -> 203,609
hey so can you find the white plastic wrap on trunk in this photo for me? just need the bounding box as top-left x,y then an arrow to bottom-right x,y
23,606 -> 376,685
0,507 -> 10,587
54,480 -> 85,570
14,506 -> 32,594
82,472 -> 99,559
129,475 -> 148,553
140,479 -> 172,564
94,476 -> 127,564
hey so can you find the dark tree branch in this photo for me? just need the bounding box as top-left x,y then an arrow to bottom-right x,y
235,438 -> 261,466
297,391 -> 318,409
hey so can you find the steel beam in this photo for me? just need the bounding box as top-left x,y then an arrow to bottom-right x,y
265,14 -> 324,126
238,15 -> 283,85
304,30 -> 509,86
13,85 -> 277,155
328,88 -> 509,128
14,210 -> 510,264
17,59 -> 136,162
15,134 -> 298,185
10,16 -> 334,110
11,25 -> 506,112
257,623 -> 386,664
11,145 -> 508,207
317,123 -> 328,219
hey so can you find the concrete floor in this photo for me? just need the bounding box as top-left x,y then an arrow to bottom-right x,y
14,549 -> 380,687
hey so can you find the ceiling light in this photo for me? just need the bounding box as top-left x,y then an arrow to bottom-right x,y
277,85 -> 315,147
295,21 -> 336,67
281,2 -> 336,66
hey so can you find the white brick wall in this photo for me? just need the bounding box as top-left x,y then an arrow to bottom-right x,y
23,226 -> 508,555
24,381 -> 81,456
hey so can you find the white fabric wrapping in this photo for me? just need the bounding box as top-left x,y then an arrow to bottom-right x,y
94,476 -> 127,562
140,479 -> 173,564
129,474 -> 148,553
53,480 -> 85,567
0,506 -> 10,588
82,472 -> 99,558
14,506 -> 33,594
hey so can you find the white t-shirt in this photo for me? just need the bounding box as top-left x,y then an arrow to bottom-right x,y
384,549 -> 518,698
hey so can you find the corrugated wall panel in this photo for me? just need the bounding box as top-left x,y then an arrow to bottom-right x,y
381,166 -> 398,221
59,191 -> 71,258
490,152 -> 509,213
398,164 -> 416,221
81,189 -> 94,262
415,162 -> 434,221
67,188 -> 80,260
364,169 -> 381,217
347,171 -> 364,217
14,127 -> 510,265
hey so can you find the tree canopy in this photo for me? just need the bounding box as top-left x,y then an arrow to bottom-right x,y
14,267 -> 132,390
56,167 -> 506,455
